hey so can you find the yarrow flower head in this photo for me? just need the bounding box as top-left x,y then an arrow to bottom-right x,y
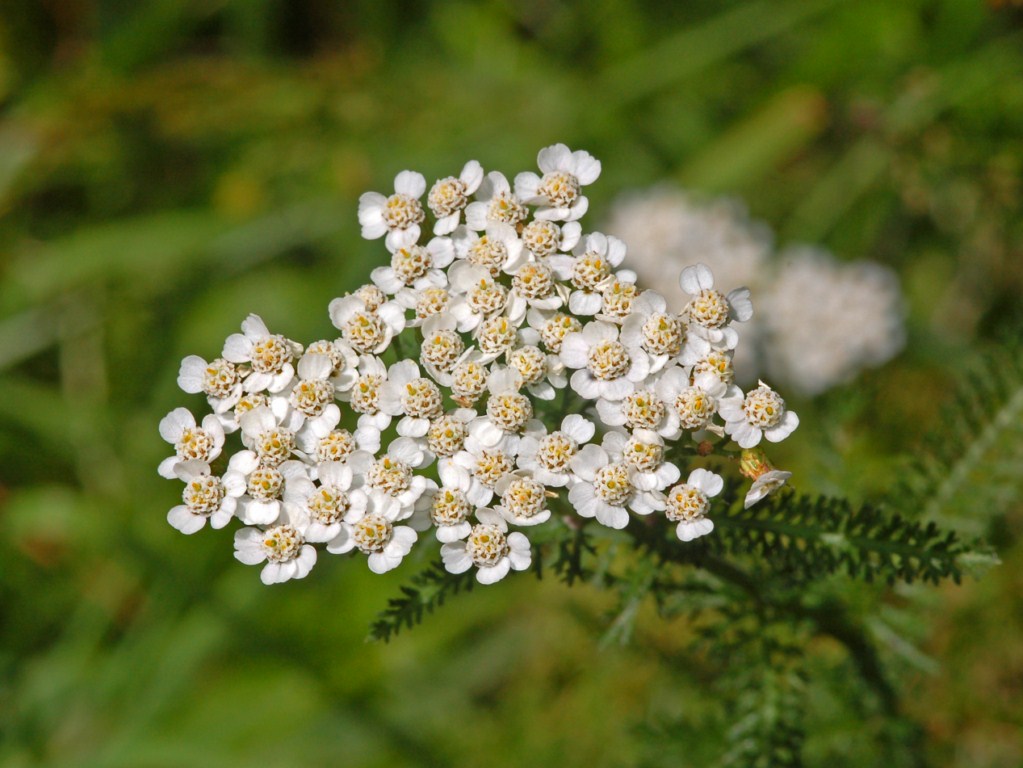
515,143 -> 601,222
428,160 -> 484,235
605,185 -> 905,392
718,380 -> 799,449
160,144 -> 798,586
440,507 -> 532,584
359,171 -> 428,251
665,468 -> 723,542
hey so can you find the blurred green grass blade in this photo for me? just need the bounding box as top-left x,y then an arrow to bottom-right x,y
0,305 -> 60,371
2,210 -> 229,310
886,36 -> 1023,134
0,124 -> 38,209
599,0 -> 845,105
0,376 -> 104,461
207,198 -> 348,276
86,611 -> 228,767
1,199 -> 348,311
5,485 -> 105,548
783,138 -> 890,241
680,86 -> 828,192
785,35 -> 1023,241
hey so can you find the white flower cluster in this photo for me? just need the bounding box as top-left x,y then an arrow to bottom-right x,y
159,145 -> 798,586
758,247 -> 906,395
605,186 -> 905,395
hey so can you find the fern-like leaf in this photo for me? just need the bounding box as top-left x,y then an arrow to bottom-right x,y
720,663 -> 807,768
368,562 -> 476,642
714,492 -> 973,585
895,345 -> 1023,535
630,481 -> 978,587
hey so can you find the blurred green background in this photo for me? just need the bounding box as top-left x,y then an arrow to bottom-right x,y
2,1 -> 1022,766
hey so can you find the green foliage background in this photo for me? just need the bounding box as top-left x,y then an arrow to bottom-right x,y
1,1 -> 1022,765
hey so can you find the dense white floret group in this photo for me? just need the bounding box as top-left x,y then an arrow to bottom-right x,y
605,187 -> 905,394
161,145 -> 797,585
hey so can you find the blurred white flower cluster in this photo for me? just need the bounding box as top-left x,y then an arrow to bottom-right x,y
159,145 -> 797,586
605,186 -> 905,395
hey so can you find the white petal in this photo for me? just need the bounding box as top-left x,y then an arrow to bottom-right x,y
537,143 -> 572,174
157,456 -> 181,479
242,371 -> 272,393
559,333 -> 591,369
529,381 -> 555,401
397,417 -> 430,438
477,559 -> 511,585
601,429 -> 628,457
371,266 -> 404,294
242,500 -> 280,525
241,314 -> 270,339
568,290 -> 602,316
437,521 -> 472,543
167,506 -> 205,535
222,470 -> 247,497
764,410 -> 799,442
619,314 -> 645,349
730,421 -> 761,449
361,218 -> 388,240
631,490 -> 665,514
475,508 -> 507,529
570,369 -> 601,399
571,151 -> 601,185
654,463 -> 681,488
173,459 -> 209,483
570,444 -> 607,478
259,562 -> 286,585
367,551 -> 398,574
626,352 -> 651,382
632,472 -> 658,492
677,518 -> 714,542
388,359 -> 420,387
228,450 -> 259,474
326,526 -> 355,554
464,201 -> 488,230
560,196 -> 589,222
488,366 -> 522,395
177,356 -> 207,393
239,405 -> 275,438
514,171 -> 542,203
582,320 -> 617,345
390,526 -> 418,552
595,398 -> 626,427
378,301 -> 408,333
328,295 -> 362,329
460,160 -> 484,192
210,503 -> 235,529
598,376 -> 634,401
568,482 -> 596,511
394,170 -> 426,198
358,191 -> 387,227
233,528 -> 267,563
222,333 -> 252,363
689,468 -> 724,497
727,287 -> 754,322
433,212 -> 459,236
441,543 -> 473,573
679,264 -> 715,295
388,436 -> 424,466
507,533 -> 532,570
293,546 -> 317,579
595,502 -> 629,529
385,225 -> 420,252
470,419 -> 505,448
